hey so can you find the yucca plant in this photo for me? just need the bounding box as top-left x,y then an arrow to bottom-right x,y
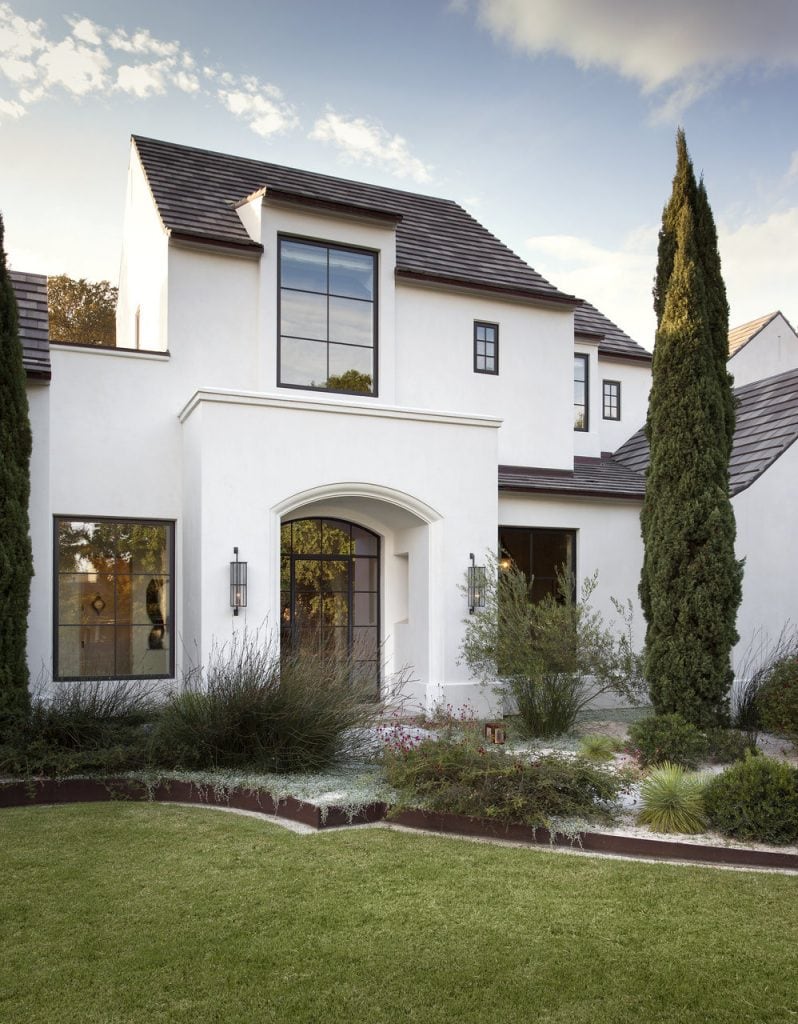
578,734 -> 620,762
637,762 -> 708,834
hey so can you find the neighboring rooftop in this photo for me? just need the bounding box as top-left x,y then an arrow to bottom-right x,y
9,270 -> 51,381
728,312 -> 781,357
613,367 -> 798,496
133,135 -> 651,363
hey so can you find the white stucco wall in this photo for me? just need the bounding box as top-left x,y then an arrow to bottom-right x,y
732,442 -> 798,671
597,357 -> 651,454
395,283 -> 576,470
26,381 -> 51,685
116,147 -> 169,351
729,314 -> 798,387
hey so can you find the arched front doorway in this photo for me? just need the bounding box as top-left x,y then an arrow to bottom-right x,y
280,517 -> 380,693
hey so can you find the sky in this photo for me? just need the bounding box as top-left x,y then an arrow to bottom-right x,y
2,0 -> 797,350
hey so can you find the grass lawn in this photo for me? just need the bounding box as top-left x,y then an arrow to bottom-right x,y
2,804 -> 797,1024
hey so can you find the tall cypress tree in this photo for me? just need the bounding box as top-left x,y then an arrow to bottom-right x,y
640,134 -> 743,727
0,213 -> 33,736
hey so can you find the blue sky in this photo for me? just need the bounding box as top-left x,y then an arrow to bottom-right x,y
2,0 -> 797,348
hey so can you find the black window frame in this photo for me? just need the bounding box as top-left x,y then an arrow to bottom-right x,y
53,514 -> 176,682
602,379 -> 621,420
473,320 -> 499,375
498,526 -> 577,603
277,234 -> 379,397
574,353 -> 589,432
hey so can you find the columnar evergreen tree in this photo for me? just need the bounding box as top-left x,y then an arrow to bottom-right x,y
0,213 -> 33,735
640,132 -> 743,727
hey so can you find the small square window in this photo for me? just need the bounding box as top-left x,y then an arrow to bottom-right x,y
474,321 -> 499,375
602,380 -> 621,420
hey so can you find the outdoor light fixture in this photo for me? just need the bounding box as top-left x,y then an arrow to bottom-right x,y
467,552 -> 486,614
230,547 -> 247,615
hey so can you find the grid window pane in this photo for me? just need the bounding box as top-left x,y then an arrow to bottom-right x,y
55,518 -> 173,680
603,380 -> 621,420
574,355 -> 589,431
474,321 -> 498,375
280,239 -> 376,393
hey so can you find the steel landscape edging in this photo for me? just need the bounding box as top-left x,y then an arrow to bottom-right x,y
2,778 -> 796,869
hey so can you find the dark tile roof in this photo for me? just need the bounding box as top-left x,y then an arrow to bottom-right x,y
499,455 -> 645,500
575,300 -> 651,363
133,136 -> 650,361
613,367 -> 798,496
9,271 -> 51,381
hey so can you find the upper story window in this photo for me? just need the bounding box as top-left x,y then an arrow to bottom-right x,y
474,321 -> 498,374
574,354 -> 589,431
54,516 -> 174,680
278,237 -> 377,395
602,379 -> 621,420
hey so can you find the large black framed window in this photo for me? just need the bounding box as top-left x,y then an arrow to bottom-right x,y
498,526 -> 576,603
278,237 -> 377,395
574,354 -> 589,431
602,379 -> 621,420
474,321 -> 498,374
54,517 -> 174,680
280,518 -> 380,695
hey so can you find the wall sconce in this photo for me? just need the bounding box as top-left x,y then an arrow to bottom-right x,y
467,552 -> 486,614
230,547 -> 247,615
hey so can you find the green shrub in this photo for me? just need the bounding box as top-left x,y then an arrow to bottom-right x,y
637,763 -> 708,834
627,713 -> 709,768
578,734 -> 621,762
705,727 -> 755,764
732,625 -> 798,740
758,657 -> 798,740
704,754 -> 798,845
382,734 -> 624,829
151,638 -> 382,773
0,679 -> 158,776
460,560 -> 643,738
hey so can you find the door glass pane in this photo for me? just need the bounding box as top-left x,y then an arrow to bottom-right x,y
320,560 -> 348,593
353,557 -> 378,590
354,592 -> 378,626
321,520 -> 352,555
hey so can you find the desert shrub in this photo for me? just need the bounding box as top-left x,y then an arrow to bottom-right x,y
732,625 -> 798,740
382,734 -> 624,828
637,763 -> 708,834
0,679 -> 158,776
461,560 -> 643,738
705,727 -> 755,764
151,637 -> 383,773
627,713 -> 708,769
704,754 -> 798,845
579,734 -> 621,762
758,657 -> 798,740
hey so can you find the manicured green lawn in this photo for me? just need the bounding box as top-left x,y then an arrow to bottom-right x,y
2,804 -> 796,1024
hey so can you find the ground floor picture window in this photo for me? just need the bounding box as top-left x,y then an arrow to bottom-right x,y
498,526 -> 576,602
280,517 -> 380,694
55,517 -> 174,680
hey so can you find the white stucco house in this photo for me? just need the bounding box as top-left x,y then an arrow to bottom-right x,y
14,136 -> 798,712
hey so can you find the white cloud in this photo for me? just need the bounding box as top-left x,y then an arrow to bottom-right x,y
107,27 -> 178,58
476,0 -> 798,118
310,110 -> 432,183
0,95 -> 25,120
116,62 -> 167,98
0,3 -> 46,86
788,151 -> 798,178
37,37 -> 109,95
719,207 -> 798,329
218,77 -> 298,137
68,17 -> 102,47
173,70 -> 200,94
525,226 -> 658,349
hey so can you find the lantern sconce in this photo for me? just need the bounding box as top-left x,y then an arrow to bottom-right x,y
230,547 -> 247,615
467,552 -> 486,614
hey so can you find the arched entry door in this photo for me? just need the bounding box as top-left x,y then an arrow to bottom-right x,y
280,517 -> 380,693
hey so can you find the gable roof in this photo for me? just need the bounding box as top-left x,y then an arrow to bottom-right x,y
132,135 -> 651,363
613,366 -> 798,496
9,270 -> 51,381
728,311 -> 781,357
